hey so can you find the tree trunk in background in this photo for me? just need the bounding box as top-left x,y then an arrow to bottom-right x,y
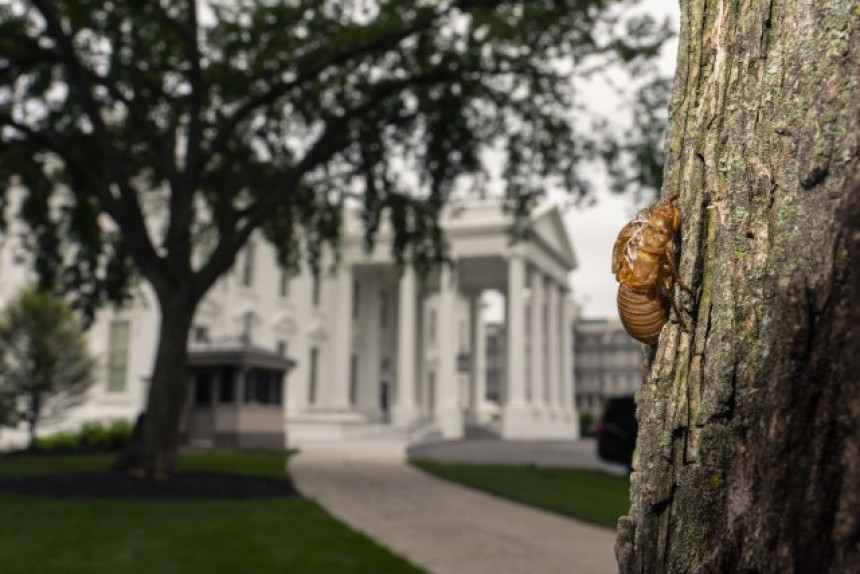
26,397 -> 38,450
112,291 -> 197,479
139,296 -> 196,479
616,2 -> 859,573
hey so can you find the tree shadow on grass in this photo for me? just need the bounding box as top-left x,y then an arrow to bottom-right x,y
0,471 -> 297,499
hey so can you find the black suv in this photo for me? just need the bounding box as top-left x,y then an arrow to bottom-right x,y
595,396 -> 638,470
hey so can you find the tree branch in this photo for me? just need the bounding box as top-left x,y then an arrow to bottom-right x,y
164,0 -> 203,275
199,4 -> 456,174
0,112 -> 118,212
192,71 -> 448,298
29,0 -> 168,286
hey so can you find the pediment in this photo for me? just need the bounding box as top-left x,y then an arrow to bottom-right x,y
530,205 -> 578,270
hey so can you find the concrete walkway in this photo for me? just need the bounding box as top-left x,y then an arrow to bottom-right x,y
291,448 -> 618,574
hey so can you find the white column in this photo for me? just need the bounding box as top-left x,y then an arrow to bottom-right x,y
529,267 -> 546,413
502,251 -> 530,438
393,267 -> 418,427
469,293 -> 487,423
436,263 -> 463,438
546,278 -> 560,417
327,263 -> 353,409
562,294 -> 577,436
415,285 -> 426,417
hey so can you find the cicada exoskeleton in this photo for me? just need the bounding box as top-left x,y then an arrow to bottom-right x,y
612,195 -> 691,344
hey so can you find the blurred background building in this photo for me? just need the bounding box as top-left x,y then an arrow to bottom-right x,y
573,319 -> 643,417
0,197 -> 580,449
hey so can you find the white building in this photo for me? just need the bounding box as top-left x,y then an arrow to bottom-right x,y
0,198 -> 580,448
573,319 -> 643,415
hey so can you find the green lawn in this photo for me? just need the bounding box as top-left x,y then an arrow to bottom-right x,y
0,450 -> 423,574
412,460 -> 630,529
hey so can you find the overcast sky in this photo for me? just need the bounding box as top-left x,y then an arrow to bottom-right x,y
564,0 -> 680,320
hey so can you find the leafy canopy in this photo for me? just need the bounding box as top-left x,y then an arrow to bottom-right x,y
0,0 -> 670,319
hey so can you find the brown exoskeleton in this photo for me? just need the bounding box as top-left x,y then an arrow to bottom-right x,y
612,194 -> 691,344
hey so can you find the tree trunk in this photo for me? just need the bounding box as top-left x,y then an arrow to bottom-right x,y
113,291 -> 196,479
26,396 -> 39,450
141,297 -> 195,479
616,2 -> 859,573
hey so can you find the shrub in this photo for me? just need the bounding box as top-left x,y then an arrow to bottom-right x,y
32,420 -> 133,453
104,420 -> 133,449
579,411 -> 597,437
33,431 -> 80,452
79,421 -> 109,449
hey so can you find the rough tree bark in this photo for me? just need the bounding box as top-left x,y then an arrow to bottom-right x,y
616,1 -> 859,573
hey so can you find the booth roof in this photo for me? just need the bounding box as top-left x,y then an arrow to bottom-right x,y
188,336 -> 296,372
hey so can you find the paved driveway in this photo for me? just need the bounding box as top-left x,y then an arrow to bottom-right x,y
291,447 -> 619,574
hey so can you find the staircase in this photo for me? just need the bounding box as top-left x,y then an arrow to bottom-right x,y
287,410 -> 443,454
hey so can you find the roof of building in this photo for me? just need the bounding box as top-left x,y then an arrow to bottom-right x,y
188,336 -> 296,372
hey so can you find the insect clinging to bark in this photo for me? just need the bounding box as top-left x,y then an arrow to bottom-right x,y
612,194 -> 692,344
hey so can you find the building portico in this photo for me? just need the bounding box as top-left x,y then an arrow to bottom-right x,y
286,199 -> 579,443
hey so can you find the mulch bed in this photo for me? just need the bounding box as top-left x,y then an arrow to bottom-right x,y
0,472 -> 298,500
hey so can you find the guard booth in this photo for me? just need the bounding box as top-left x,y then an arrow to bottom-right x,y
183,337 -> 295,449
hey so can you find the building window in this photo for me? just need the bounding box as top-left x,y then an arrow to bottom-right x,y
352,280 -> 360,319
428,371 -> 436,414
106,320 -> 130,393
379,291 -> 388,328
242,311 -> 254,342
193,326 -> 209,343
279,270 -> 290,298
428,309 -> 437,343
218,368 -> 235,403
349,354 -> 359,406
312,273 -> 321,307
243,369 -> 282,405
241,242 -> 255,287
308,347 -> 319,404
193,372 -> 212,406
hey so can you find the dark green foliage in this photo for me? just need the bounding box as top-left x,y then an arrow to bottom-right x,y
602,75 -> 672,203
32,420 -> 134,453
0,287 -> 97,448
31,430 -> 79,452
0,378 -> 13,427
0,0 -> 671,312
579,410 -> 597,437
